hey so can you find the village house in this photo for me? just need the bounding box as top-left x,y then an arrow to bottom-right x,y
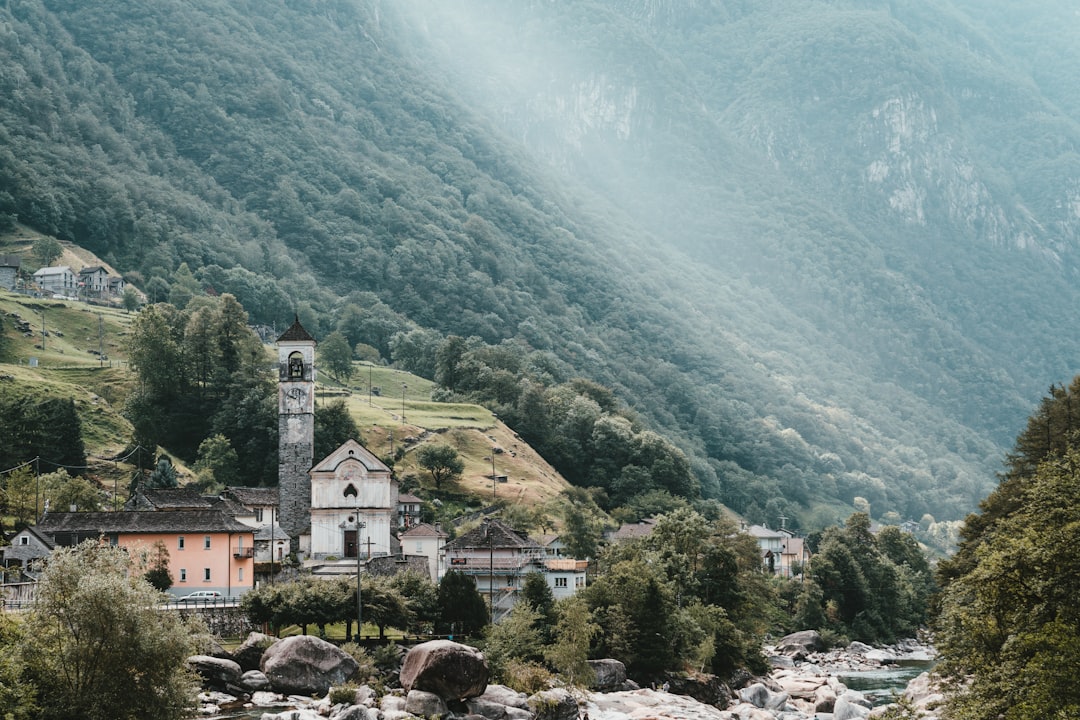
544,558 -> 588,599
399,522 -> 448,582
32,265 -> 76,296
443,517 -> 546,621
35,509 -> 256,599
745,523 -> 810,578
397,492 -> 423,529
1,525 -> 54,573
0,254 -> 20,291
78,265 -> 110,295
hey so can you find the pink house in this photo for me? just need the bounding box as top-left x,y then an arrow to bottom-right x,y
35,509 -> 256,599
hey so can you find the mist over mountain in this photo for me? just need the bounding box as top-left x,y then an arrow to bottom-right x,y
3,0 -> 1078,528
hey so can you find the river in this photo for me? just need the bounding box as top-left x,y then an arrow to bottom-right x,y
836,658 -> 937,706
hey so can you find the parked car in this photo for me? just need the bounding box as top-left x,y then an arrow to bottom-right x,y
176,590 -> 223,603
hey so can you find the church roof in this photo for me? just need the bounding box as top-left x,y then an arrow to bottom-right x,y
277,315 -> 315,343
312,438 -> 391,474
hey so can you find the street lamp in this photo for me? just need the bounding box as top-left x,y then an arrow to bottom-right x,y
345,485 -> 364,641
356,516 -> 365,640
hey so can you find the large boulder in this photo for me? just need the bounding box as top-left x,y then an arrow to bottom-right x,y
776,630 -> 825,658
260,635 -> 360,696
233,631 -> 277,672
663,673 -> 733,707
400,640 -> 489,701
188,654 -> 242,692
405,689 -> 449,717
527,687 -> 577,720
587,659 -> 626,691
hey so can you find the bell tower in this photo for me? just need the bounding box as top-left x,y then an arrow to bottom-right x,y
277,315 -> 316,542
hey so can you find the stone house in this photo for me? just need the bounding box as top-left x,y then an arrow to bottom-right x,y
0,254 -> 19,291
2,525 -> 54,572
78,265 -> 110,295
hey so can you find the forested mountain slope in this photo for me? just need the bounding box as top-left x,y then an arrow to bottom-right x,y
2,0 -> 1076,528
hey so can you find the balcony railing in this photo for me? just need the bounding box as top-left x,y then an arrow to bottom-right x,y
232,547 -> 255,559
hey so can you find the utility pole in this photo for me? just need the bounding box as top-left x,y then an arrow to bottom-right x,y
98,313 -> 104,367
401,383 -> 407,424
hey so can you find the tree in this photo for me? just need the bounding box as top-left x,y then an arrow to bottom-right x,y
417,444 -> 464,489
437,570 -> 488,637
122,287 -> 140,312
194,434 -> 239,489
146,455 -> 178,489
21,541 -> 200,720
935,446 -> 1080,719
314,399 -> 360,462
141,540 -> 174,591
387,570 -> 440,633
0,614 -> 38,718
483,601 -> 543,681
33,237 -> 62,266
40,469 -> 102,512
543,596 -> 599,687
320,330 -> 355,383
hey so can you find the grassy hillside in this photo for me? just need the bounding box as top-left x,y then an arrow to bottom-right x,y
0,285 -> 570,512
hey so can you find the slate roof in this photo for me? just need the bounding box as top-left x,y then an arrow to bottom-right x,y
37,509 -> 254,535
254,523 -> 290,541
609,517 -> 658,541
398,493 -> 423,504
127,486 -> 214,510
277,315 -> 315,343
444,518 -> 542,552
400,522 -> 448,538
223,486 -> 279,508
78,265 -> 106,275
0,254 -> 20,269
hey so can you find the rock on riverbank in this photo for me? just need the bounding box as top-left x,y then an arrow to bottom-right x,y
197,633 -> 942,720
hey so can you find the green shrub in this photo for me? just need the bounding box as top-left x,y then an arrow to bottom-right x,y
328,683 -> 359,705
505,659 -> 554,695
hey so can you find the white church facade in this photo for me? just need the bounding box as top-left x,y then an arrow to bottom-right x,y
309,439 -> 397,561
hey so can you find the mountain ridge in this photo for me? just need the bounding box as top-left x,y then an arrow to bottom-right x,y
4,0 -> 1077,529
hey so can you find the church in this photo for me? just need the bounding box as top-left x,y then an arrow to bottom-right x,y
276,317 -> 399,565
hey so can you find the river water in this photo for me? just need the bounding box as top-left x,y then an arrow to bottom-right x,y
836,658 -> 937,706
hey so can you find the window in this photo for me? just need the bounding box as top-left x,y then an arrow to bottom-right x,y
180,569 -> 187,582
575,576 -> 585,588
178,536 -> 185,550
255,508 -> 264,523
555,577 -> 568,588
238,567 -> 244,583
203,535 -> 211,549
415,542 -> 423,553
203,568 -> 211,582
18,536 -> 28,546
